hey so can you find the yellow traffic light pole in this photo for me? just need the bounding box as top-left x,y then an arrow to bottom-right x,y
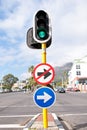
42,43 -> 48,128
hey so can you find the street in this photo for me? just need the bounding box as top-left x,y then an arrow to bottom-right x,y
0,91 -> 41,130
0,91 -> 87,129
51,92 -> 87,130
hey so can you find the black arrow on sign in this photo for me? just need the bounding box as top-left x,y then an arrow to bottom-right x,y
37,69 -> 51,79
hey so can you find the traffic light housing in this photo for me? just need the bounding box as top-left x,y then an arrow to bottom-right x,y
27,27 -> 51,49
33,10 -> 51,43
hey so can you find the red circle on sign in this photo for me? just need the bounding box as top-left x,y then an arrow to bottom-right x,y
33,63 -> 55,85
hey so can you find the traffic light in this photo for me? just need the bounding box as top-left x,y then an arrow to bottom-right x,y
27,27 -> 51,49
33,10 -> 51,43
27,28 -> 41,49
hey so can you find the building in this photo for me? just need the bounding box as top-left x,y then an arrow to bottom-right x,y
12,81 -> 26,91
68,56 -> 87,91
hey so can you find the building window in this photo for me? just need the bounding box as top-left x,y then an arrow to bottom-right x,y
76,71 -> 81,75
76,65 -> 80,69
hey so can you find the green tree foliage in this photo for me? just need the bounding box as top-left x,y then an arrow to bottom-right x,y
28,65 -> 34,74
3,74 -> 18,91
28,66 -> 37,90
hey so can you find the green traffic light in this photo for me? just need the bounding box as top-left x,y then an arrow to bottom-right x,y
38,30 -> 46,39
37,27 -> 47,39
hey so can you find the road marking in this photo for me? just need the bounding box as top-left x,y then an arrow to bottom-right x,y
0,103 -> 86,108
0,115 -> 35,128
25,113 -> 40,128
59,113 -> 87,117
0,124 -> 24,128
52,113 -> 65,130
0,114 -> 35,118
0,105 -> 36,108
53,104 -> 87,106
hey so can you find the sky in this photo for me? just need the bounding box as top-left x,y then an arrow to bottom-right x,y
0,0 -> 87,80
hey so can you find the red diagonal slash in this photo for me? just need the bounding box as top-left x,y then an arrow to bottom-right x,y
36,67 -> 52,80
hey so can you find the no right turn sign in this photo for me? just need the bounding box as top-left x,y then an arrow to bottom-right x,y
33,63 -> 55,85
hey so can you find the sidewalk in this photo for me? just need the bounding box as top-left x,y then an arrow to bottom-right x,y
24,113 -> 65,130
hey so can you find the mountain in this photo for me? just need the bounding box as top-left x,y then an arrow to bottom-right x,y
54,62 -> 73,82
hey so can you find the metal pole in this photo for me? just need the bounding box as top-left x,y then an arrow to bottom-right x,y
62,77 -> 63,87
42,43 -> 48,128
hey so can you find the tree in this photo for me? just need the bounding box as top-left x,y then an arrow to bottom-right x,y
28,65 -> 34,76
63,71 -> 68,87
28,66 -> 37,91
3,74 -> 18,91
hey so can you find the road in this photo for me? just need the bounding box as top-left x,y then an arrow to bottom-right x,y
0,91 -> 87,129
50,92 -> 87,130
0,91 -> 41,130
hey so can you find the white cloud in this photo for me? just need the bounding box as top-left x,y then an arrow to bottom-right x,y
0,0 -> 87,79
20,72 -> 31,80
0,46 -> 16,65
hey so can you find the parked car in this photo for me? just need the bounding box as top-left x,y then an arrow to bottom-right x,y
66,87 -> 73,92
0,88 -> 3,93
72,87 -> 80,92
66,87 -> 80,92
54,87 -> 58,92
57,87 -> 66,93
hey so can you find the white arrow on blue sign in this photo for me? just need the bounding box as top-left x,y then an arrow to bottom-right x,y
33,87 -> 56,108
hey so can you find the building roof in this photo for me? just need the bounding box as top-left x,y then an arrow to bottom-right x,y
74,56 -> 87,63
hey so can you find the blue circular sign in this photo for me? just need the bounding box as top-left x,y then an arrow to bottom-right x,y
33,87 -> 56,108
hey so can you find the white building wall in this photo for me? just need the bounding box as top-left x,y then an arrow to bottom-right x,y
68,56 -> 87,86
